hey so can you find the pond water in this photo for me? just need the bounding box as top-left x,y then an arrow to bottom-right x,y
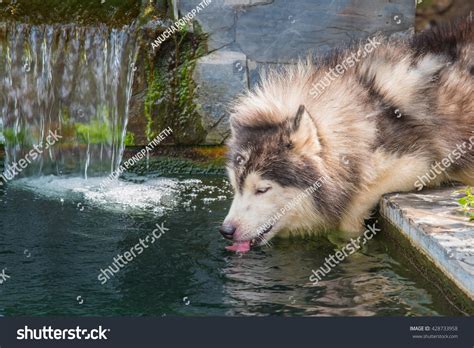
0,174 -> 460,316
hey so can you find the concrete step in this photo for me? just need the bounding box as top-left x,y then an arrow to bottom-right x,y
380,186 -> 474,313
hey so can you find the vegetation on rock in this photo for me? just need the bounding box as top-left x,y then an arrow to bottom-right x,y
143,22 -> 207,145
0,0 -> 141,27
457,187 -> 474,221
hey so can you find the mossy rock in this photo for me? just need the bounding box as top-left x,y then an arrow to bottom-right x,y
142,24 -> 208,145
124,156 -> 225,176
0,0 -> 141,27
121,145 -> 227,176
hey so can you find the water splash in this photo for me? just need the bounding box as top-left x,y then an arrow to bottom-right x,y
0,23 -> 138,178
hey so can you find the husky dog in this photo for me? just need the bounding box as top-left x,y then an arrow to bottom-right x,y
220,20 -> 474,252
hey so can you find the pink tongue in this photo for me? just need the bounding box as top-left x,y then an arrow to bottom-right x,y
225,240 -> 251,252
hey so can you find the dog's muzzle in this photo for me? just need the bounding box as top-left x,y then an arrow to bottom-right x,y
219,223 -> 236,240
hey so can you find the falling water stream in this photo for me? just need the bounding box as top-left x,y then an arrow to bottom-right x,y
0,23 -> 138,178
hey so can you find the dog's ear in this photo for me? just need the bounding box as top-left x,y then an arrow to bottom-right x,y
289,105 -> 322,153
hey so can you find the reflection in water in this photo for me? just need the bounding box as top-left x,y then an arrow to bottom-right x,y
221,241 -> 439,316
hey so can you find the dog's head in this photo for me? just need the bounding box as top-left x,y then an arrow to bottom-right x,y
221,105 -> 330,251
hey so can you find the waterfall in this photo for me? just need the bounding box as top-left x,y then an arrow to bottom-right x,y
0,23 -> 138,179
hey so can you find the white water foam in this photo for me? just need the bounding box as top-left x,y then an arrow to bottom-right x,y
10,176 -> 205,216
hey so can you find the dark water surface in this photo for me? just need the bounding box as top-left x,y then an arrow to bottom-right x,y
0,175 -> 460,316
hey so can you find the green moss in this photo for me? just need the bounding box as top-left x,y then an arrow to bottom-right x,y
3,128 -> 17,144
124,131 -> 135,146
3,127 -> 30,146
74,120 -> 112,144
0,0 -> 141,27
144,23 -> 207,144
56,103 -> 130,146
416,0 -> 434,9
144,68 -> 162,141
138,0 -> 173,26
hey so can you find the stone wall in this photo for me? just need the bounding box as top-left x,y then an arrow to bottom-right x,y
180,0 -> 415,144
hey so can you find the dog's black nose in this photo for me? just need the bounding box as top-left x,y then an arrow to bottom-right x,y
219,223 -> 236,239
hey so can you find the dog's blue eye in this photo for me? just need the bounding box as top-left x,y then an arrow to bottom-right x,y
256,187 -> 271,195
